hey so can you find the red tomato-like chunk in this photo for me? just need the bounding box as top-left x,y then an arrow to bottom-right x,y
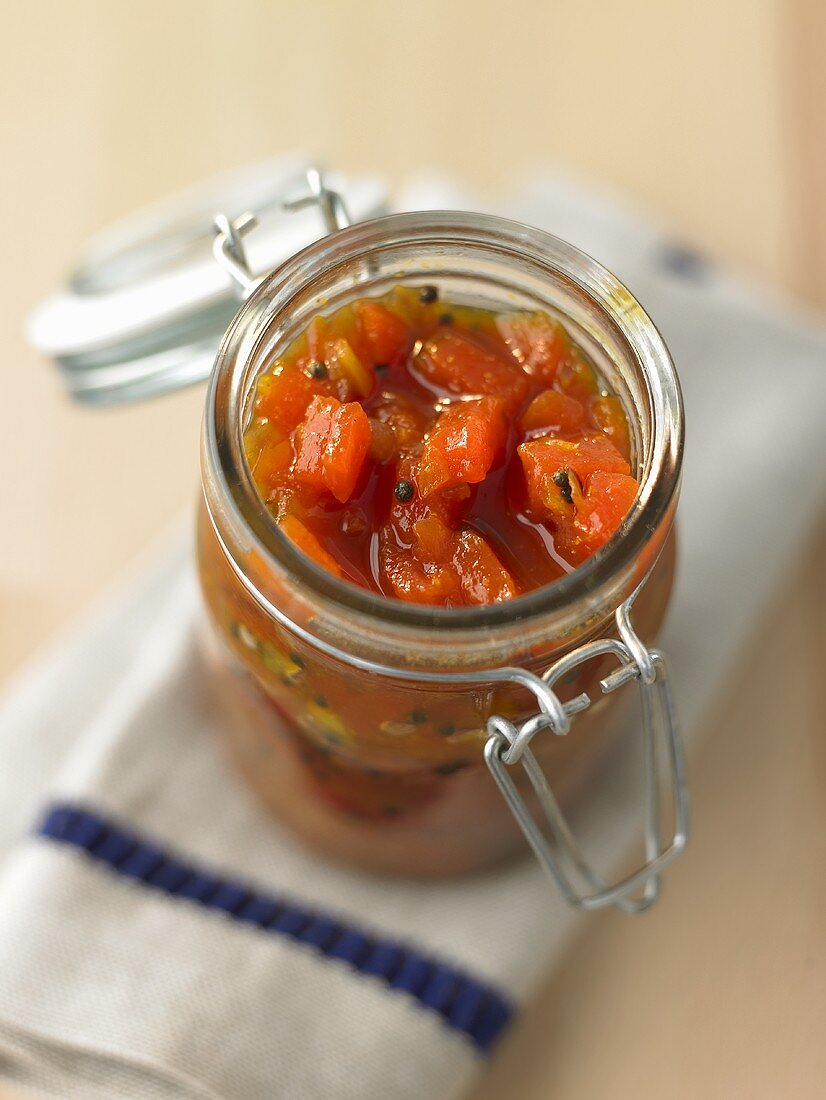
379,543 -> 462,605
384,456 -> 470,545
355,300 -> 410,367
496,311 -> 572,384
379,519 -> 518,607
583,471 -> 639,533
417,397 -> 507,497
415,328 -> 529,407
366,389 -> 432,463
554,472 -> 639,564
250,437 -> 293,493
413,513 -> 455,561
245,289 -> 640,604
520,388 -> 585,434
256,363 -> 316,432
454,530 -> 520,604
590,395 -> 632,461
518,434 -> 631,522
294,395 -> 372,503
279,514 -> 343,576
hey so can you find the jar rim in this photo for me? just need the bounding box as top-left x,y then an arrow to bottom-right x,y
204,210 -> 683,634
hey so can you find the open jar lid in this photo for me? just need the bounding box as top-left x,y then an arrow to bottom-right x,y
26,156 -> 387,405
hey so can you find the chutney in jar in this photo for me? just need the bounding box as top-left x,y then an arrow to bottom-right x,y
198,211 -> 682,876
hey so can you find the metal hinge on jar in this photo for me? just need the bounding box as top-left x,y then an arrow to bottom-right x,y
483,588 -> 688,913
213,168 -> 352,299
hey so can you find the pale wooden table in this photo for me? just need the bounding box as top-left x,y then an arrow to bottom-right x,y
2,3 -> 825,1097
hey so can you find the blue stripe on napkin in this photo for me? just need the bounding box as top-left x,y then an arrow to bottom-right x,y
35,802 -> 513,1053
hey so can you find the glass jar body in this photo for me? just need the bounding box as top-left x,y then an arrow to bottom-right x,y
198,508 -> 676,875
198,212 -> 683,877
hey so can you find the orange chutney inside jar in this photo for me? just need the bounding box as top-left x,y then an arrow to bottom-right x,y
196,283 -> 673,875
242,285 -> 639,603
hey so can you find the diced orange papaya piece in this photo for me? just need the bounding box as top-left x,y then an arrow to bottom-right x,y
496,311 -> 574,384
556,356 -> 600,401
354,299 -> 410,367
521,434 -> 630,484
367,389 -> 432,462
454,530 -> 520,604
256,363 -> 316,432
384,456 -> 469,542
413,513 -> 455,561
518,434 -> 630,521
324,402 -> 373,502
520,388 -> 585,433
368,419 -> 396,464
415,328 -> 529,406
553,472 -> 639,564
378,541 -> 462,605
377,454 -> 472,599
293,398 -> 336,495
590,395 -> 632,462
517,447 -> 575,524
279,514 -> 343,577
382,511 -> 519,606
250,437 -> 293,492
417,397 -> 507,497
293,395 -> 372,503
582,471 -> 639,534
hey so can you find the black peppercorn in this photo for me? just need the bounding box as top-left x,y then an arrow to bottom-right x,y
394,479 -> 415,502
309,360 -> 328,379
374,362 -> 389,373
438,312 -> 454,325
418,285 -> 439,304
409,708 -> 428,725
552,469 -> 574,504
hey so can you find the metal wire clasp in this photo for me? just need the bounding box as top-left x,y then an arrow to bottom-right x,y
485,590 -> 688,913
212,167 -> 351,299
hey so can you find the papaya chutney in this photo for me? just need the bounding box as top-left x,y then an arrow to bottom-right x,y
198,284 -> 672,875
243,285 -> 638,602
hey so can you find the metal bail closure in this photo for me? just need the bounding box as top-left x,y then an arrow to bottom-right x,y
484,591 -> 688,913
213,167 -> 353,299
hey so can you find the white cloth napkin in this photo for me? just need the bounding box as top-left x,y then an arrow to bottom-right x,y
1,178 -> 825,1100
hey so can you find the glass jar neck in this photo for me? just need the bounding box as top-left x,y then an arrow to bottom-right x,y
201,211 -> 682,672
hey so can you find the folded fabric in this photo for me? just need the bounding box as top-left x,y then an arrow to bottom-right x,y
1,177 -> 825,1100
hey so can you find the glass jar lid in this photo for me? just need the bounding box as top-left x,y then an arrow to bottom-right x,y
26,156 -> 387,405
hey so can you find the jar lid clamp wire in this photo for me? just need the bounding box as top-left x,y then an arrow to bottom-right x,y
212,168 -> 353,300
484,587 -> 688,912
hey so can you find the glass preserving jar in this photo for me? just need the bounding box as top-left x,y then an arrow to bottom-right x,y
28,162 -> 687,911
198,210 -> 685,900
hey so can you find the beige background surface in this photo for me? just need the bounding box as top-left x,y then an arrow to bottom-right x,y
1,2 -> 824,1097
